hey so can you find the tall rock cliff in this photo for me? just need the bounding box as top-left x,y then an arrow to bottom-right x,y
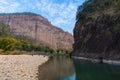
0,12 -> 73,50
73,0 -> 120,59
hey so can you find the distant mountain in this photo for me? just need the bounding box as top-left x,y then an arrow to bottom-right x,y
0,12 -> 74,50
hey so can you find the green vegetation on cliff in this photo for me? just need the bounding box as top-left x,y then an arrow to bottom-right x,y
73,0 -> 120,59
0,22 -> 71,55
76,0 -> 120,21
0,22 -> 55,54
0,23 -> 11,37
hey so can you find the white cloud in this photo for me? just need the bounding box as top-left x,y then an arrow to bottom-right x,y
0,0 -> 20,13
35,0 -> 81,33
0,0 -> 8,4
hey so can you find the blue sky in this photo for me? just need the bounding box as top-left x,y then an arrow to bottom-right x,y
0,0 -> 85,34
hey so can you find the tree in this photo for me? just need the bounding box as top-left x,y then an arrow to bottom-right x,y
0,37 -> 17,51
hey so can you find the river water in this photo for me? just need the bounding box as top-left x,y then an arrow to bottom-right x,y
38,55 -> 120,80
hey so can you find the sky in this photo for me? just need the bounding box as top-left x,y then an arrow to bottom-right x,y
0,0 -> 85,34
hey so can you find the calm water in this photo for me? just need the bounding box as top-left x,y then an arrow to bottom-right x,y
38,55 -> 120,80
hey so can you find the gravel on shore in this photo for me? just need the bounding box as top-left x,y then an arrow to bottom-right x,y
0,55 -> 48,80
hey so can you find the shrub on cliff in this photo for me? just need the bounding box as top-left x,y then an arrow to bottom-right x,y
76,0 -> 120,21
114,24 -> 120,33
0,22 -> 11,37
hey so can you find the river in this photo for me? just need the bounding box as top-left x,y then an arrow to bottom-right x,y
38,55 -> 120,80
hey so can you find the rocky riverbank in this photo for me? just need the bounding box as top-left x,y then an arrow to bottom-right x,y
0,55 -> 48,80
72,56 -> 120,65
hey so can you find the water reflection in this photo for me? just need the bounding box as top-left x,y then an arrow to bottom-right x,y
38,55 -> 75,80
38,56 -> 120,80
63,73 -> 76,80
73,59 -> 120,80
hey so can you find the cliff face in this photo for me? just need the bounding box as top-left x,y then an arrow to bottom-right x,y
0,13 -> 73,50
73,0 -> 120,59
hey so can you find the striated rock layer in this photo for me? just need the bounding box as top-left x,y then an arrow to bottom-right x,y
0,13 -> 74,50
73,0 -> 120,59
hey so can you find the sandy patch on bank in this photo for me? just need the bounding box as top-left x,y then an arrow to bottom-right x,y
0,55 -> 48,80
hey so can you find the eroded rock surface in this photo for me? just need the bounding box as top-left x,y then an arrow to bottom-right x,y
0,13 -> 74,50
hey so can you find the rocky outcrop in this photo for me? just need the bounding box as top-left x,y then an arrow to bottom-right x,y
73,0 -> 120,59
0,13 -> 73,50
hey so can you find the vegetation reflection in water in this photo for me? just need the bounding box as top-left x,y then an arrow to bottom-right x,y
38,55 -> 120,80
38,55 -> 75,80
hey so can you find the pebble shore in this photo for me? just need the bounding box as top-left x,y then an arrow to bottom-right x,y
0,55 -> 48,80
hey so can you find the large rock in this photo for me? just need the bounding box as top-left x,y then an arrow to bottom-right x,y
0,13 -> 73,50
73,0 -> 120,59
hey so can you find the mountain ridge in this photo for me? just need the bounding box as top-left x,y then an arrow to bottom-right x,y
0,12 -> 74,50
